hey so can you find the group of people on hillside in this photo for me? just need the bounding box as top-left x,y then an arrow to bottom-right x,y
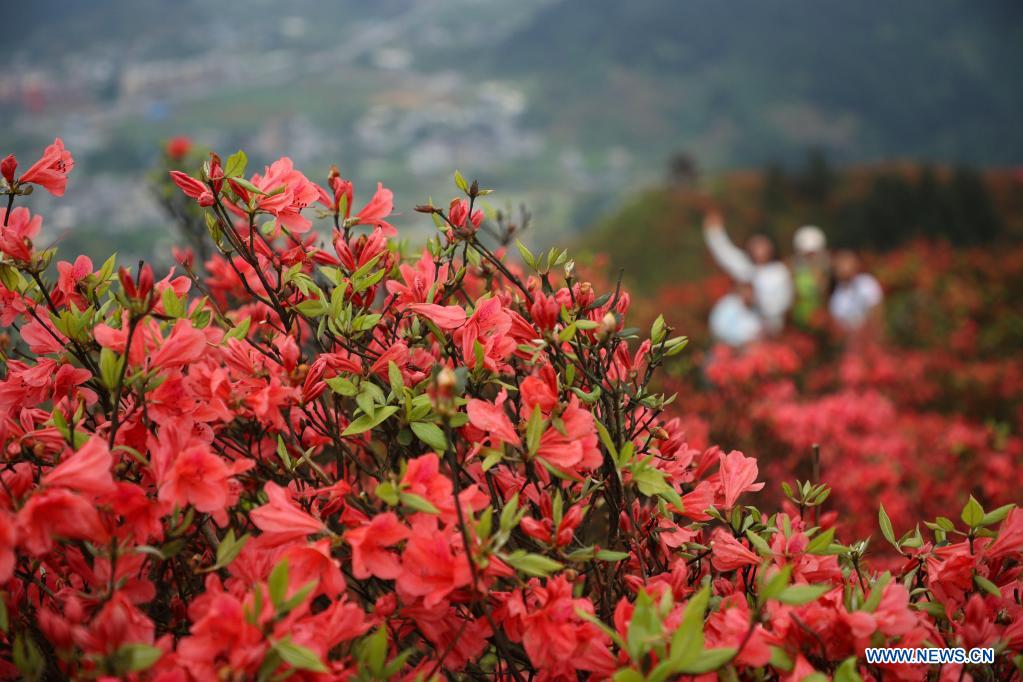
703,210 -> 883,347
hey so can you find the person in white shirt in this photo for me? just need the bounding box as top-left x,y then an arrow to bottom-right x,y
703,210 -> 793,334
829,250 -> 884,332
709,282 -> 763,347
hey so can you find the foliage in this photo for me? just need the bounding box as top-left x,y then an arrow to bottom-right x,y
0,138 -> 1021,680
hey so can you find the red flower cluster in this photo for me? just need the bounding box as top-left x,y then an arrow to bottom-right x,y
0,140 -> 1020,681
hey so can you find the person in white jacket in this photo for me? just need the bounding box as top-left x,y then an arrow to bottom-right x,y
703,210 -> 793,334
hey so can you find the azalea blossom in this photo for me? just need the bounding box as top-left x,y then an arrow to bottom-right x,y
2,137 -> 74,196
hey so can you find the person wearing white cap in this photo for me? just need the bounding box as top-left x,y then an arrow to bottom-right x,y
794,225 -> 827,255
791,225 -> 830,327
702,209 -> 793,335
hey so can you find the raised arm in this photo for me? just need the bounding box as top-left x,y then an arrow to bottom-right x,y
703,211 -> 754,282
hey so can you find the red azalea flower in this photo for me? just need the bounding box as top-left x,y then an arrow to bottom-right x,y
4,137 -> 75,196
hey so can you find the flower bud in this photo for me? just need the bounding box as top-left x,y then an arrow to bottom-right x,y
1,154 -> 17,185
449,198 -> 469,229
437,367 -> 457,393
574,282 -> 595,308
137,263 -> 154,301
118,266 -> 138,300
430,367 -> 458,416
119,263 -> 156,314
206,153 -> 224,192
596,311 -> 618,342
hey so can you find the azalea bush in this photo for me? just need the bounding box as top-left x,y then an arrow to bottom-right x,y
0,139 -> 1022,681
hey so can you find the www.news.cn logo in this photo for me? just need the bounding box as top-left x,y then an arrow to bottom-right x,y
864,648 -> 995,665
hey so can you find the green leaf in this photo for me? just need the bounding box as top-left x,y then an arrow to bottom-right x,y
596,549 -> 630,562
387,361 -> 404,396
878,503 -> 897,547
342,405 -> 398,436
805,527 -> 836,555
294,298 -> 327,317
745,530 -> 774,558
375,481 -> 399,505
629,464 -> 662,497
454,169 -> 469,193
915,600 -> 946,619
210,529 -> 249,572
769,646 -> 794,672
525,404 -> 545,456
974,574 -> 1001,598
114,643 -> 164,672
536,456 -> 577,481
0,264 -> 25,293
99,347 -> 124,390
760,565 -> 792,603
278,580 -> 317,615
626,590 -> 661,662
557,321 -> 578,342
326,376 -> 358,396
834,656 -> 863,682
161,287 -> 185,318
268,559 -> 289,609
980,503 -> 1015,527
860,572 -> 891,613
411,421 -> 447,452
481,448 -> 503,471
961,496 -> 985,528
361,627 -> 388,676
355,387 -> 376,419
504,551 -> 564,577
400,492 -> 440,515
776,583 -> 830,605
224,150 -> 248,178
230,175 -> 266,196
13,633 -> 44,681
516,240 -> 536,269
349,252 -> 384,281
272,638 -> 328,673
224,315 -> 251,340
670,586 -> 709,668
675,647 -> 736,675
595,419 -> 618,461
650,314 -> 666,344
664,335 -> 689,357
500,494 -> 520,533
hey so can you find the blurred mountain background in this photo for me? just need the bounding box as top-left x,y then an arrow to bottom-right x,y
3,0 -> 1022,272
